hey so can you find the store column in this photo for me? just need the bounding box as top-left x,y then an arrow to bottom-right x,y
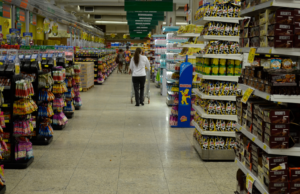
166,3 -> 176,26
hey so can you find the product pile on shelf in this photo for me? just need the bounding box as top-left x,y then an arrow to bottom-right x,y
240,9 -> 300,48
196,58 -> 242,76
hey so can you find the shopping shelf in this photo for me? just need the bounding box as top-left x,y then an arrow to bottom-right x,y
193,120 -> 236,137
193,104 -> 238,121
195,72 -> 239,82
238,84 -> 300,104
194,16 -> 242,25
194,54 -> 243,61
198,35 -> 240,42
173,32 -> 200,38
193,89 -> 236,101
235,158 -> 269,194
239,0 -> 300,16
237,123 -> 300,156
240,47 -> 300,57
176,44 -> 205,49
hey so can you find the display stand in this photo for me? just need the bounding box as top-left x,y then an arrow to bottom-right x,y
170,56 -> 194,128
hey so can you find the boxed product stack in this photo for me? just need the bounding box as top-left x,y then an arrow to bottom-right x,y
80,62 -> 94,90
240,9 -> 300,48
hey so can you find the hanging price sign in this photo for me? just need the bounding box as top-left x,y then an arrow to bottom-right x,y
248,48 -> 256,64
246,173 -> 255,193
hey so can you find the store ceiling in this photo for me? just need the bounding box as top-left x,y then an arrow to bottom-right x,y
55,0 -> 189,33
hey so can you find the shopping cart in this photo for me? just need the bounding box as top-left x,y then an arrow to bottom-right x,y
131,70 -> 151,104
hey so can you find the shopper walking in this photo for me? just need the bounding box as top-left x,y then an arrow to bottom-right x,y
124,46 -> 131,74
129,48 -> 150,106
116,49 -> 125,74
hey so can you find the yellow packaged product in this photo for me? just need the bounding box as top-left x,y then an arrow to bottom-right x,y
209,119 -> 216,131
212,65 -> 219,75
219,65 -> 226,75
204,65 -> 212,75
209,138 -> 215,150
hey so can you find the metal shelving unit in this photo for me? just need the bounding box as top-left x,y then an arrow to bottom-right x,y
193,121 -> 236,137
193,89 -> 236,101
193,104 -> 238,121
194,72 -> 239,82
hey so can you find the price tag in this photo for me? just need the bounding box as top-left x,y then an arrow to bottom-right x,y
266,95 -> 270,100
44,65 -> 49,67
242,88 -> 254,104
246,173 -> 255,193
4,120 -> 9,123
38,62 -> 42,71
252,137 -> 255,142
247,48 -> 256,63
270,2 -> 273,6
2,104 -> 7,107
263,145 -> 267,150
239,127 -> 242,131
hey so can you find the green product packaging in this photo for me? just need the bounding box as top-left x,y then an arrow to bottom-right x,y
227,65 -> 234,76
219,65 -> 226,75
212,64 -> 219,75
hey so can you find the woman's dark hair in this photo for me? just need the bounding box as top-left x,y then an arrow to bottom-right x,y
119,49 -> 123,52
126,46 -> 129,50
134,48 -> 142,66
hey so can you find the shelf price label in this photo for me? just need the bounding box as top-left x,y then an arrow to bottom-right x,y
252,137 -> 255,142
246,173 -> 255,193
247,48 -> 256,64
242,88 -> 254,104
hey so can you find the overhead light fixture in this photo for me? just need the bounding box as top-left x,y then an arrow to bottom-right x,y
95,21 -> 127,24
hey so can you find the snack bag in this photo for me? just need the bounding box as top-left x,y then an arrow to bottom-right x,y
227,3 -> 235,17
219,23 -> 225,36
233,24 -> 239,36
234,5 -> 240,18
226,120 -> 233,131
204,3 -> 211,17
229,43 -> 236,54
216,4 -> 223,17
222,82 -> 230,96
202,136 -> 209,150
209,138 -> 215,150
229,82 -> 235,96
224,42 -> 230,54
208,82 -> 215,96
232,121 -> 237,132
224,138 -> 229,149
214,137 -> 220,150
211,3 -> 218,16
223,3 -> 228,17
225,24 -> 232,36
282,59 -> 293,69
219,137 -> 225,149
216,102 -> 222,114
271,58 -> 282,69
221,120 -> 226,131
214,81 -> 221,96
216,119 -> 222,131
229,138 -> 236,149
203,118 -> 209,131
208,22 -> 214,35
220,101 -> 226,115
225,101 -> 232,115
218,41 -> 225,54
231,101 -> 236,115
209,119 -> 216,131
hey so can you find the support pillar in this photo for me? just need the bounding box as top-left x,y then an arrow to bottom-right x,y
166,3 -> 176,26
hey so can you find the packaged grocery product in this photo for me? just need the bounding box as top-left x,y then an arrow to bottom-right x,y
214,81 -> 221,96
216,4 -> 223,17
282,58 -> 293,69
226,120 -> 232,131
234,5 -> 240,18
211,3 -> 218,16
224,42 -> 230,54
270,58 -> 282,69
203,118 -> 209,131
227,65 -> 234,76
226,101 -> 232,115
202,136 -> 209,149
209,119 -> 215,131
227,3 -> 234,17
209,138 -> 215,149
207,101 -> 215,114
260,58 -> 271,69
212,65 -> 219,76
216,102 -> 222,114
219,23 -> 225,36
220,101 -> 226,115
208,82 -> 215,96
204,65 -> 212,75
219,137 -> 225,149
251,58 -> 260,67
222,4 -> 228,17
234,60 -> 242,76
225,24 -> 232,36
231,101 -> 236,114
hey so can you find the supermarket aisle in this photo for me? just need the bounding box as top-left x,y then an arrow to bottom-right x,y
5,70 -> 237,194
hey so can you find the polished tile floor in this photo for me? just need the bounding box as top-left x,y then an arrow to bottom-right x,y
6,70 -> 238,194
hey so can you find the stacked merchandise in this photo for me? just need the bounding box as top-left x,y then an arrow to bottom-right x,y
153,35 -> 167,88
64,66 -> 75,118
73,63 -> 82,110
190,0 -> 242,160
80,62 -> 94,91
234,2 -> 300,194
52,66 -> 68,129
0,49 -> 34,170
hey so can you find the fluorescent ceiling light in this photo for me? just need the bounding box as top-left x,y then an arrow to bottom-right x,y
95,21 -> 127,24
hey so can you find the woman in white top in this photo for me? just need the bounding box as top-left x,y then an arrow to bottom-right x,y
129,48 -> 150,106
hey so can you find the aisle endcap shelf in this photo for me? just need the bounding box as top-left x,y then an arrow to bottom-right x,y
194,89 -> 237,101
193,104 -> 238,121
239,0 -> 300,17
198,35 -> 240,42
194,54 -> 243,61
236,123 -> 300,156
238,84 -> 300,104
195,16 -> 243,25
240,47 -> 300,56
195,72 -> 239,82
193,120 -> 236,137
193,138 -> 235,160
173,32 -> 200,38
236,158 -> 269,194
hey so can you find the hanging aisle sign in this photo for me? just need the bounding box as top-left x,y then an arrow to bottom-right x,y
20,0 -> 28,9
126,13 -> 164,21
30,13 -> 37,25
2,4 -> 10,18
125,0 -> 173,11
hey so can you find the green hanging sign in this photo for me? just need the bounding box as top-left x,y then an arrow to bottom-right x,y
129,29 -> 151,33
129,26 -> 156,31
125,0 -> 173,11
0,2 -> 2,17
127,20 -> 158,26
